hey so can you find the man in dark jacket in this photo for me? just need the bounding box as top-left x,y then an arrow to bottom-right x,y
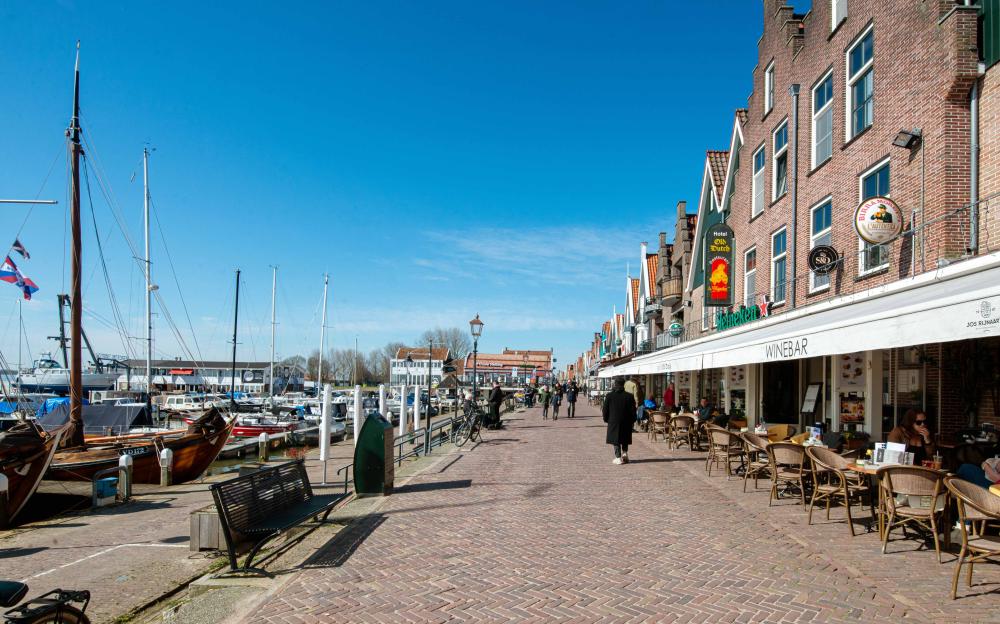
566,381 -> 579,418
603,378 -> 637,464
488,382 -> 505,428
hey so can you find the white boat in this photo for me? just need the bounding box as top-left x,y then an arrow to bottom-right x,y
18,355 -> 119,393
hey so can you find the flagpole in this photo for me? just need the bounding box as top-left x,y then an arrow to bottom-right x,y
143,147 -> 153,408
317,274 -> 328,393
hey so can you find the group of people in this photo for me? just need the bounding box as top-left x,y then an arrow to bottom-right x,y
532,380 -> 579,420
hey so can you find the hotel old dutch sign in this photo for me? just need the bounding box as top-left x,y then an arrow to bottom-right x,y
854,196 -> 903,245
704,223 -> 735,307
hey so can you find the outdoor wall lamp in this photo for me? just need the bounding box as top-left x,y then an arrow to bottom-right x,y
892,127 -> 922,150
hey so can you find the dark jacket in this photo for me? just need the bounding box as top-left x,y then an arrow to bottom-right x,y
603,389 -> 637,446
488,386 -> 504,405
566,385 -> 578,403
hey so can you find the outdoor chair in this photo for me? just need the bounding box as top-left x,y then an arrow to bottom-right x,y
727,417 -> 747,432
766,442 -> 808,506
705,425 -> 744,479
805,446 -> 871,536
739,432 -> 770,493
667,415 -> 696,450
876,465 -> 948,562
648,411 -> 669,443
766,424 -> 795,443
943,476 -> 1000,599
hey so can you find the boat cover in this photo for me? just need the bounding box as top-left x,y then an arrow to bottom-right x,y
37,403 -> 153,435
35,397 -> 89,418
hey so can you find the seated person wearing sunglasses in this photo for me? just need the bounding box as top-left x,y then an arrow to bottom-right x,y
887,409 -> 936,465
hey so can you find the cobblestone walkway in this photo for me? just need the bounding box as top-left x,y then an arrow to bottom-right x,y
250,403 -> 1000,623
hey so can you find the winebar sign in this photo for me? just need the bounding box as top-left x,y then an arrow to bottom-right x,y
704,223 -> 735,307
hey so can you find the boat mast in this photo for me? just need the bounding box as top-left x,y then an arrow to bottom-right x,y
143,147 -> 152,406
269,265 -> 276,398
230,268 -> 240,411
67,42 -> 84,448
317,274 -> 328,393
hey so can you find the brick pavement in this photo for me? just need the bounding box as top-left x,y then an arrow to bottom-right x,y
249,403 -> 1000,624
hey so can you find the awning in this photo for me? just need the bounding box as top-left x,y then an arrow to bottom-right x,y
601,252 -> 1000,377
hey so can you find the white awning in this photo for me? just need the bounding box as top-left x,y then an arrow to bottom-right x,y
600,252 -> 1000,377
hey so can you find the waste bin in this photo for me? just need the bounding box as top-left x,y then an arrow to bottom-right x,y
353,413 -> 394,496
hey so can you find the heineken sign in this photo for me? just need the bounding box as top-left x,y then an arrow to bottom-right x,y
704,223 -> 735,307
715,300 -> 774,331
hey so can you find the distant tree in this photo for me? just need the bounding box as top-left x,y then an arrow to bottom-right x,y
417,327 -> 471,359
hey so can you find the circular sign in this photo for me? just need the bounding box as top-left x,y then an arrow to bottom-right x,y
808,245 -> 840,275
854,196 -> 903,245
668,322 -> 683,337
242,370 -> 254,382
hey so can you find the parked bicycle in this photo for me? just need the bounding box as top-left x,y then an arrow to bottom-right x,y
1,581 -> 90,624
452,403 -> 486,447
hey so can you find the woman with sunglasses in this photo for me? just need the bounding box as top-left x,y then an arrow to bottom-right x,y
887,408 -> 936,465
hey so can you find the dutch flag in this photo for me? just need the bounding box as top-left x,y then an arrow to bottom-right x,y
0,255 -> 39,300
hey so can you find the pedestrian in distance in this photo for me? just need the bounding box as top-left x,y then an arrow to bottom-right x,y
603,378 -> 637,464
539,385 -> 552,420
488,381 -> 505,429
566,380 -> 579,418
551,386 -> 562,420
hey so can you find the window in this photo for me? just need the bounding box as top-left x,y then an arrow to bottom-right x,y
832,0 -> 847,30
752,145 -> 766,217
812,72 -> 834,166
810,198 -> 832,291
744,247 -> 757,306
764,62 -> 775,114
859,158 -> 890,273
847,28 -> 874,138
771,228 -> 787,304
773,121 -> 788,200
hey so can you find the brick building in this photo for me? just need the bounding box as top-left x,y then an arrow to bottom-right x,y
598,0 -> 1000,444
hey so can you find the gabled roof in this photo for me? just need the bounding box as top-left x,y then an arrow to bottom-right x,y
630,278 -> 641,319
644,254 -> 658,299
707,151 -> 729,204
718,110 -> 747,215
395,346 -> 451,361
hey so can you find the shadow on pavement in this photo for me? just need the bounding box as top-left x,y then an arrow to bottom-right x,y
0,546 -> 49,559
394,479 -> 472,494
625,457 -> 704,464
302,514 -> 388,569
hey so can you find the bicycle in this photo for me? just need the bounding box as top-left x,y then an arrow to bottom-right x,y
452,403 -> 486,447
1,581 -> 90,623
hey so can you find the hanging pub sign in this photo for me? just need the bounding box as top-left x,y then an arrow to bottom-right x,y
703,223 -> 735,306
808,245 -> 840,275
854,196 -> 903,245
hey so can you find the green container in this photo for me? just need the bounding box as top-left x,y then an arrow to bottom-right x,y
353,413 -> 394,496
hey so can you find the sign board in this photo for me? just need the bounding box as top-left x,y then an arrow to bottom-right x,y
854,196 -> 903,245
703,223 -> 735,307
808,245 -> 839,275
801,383 -> 822,415
668,321 -> 683,337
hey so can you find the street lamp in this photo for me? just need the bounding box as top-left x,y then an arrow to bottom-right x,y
522,353 -> 529,385
469,314 -> 484,404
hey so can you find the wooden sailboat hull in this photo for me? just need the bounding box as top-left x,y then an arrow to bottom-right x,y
1,424 -> 65,527
46,413 -> 233,484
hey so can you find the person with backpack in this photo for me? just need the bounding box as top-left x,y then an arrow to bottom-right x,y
539,385 -> 552,420
566,381 -> 579,418
551,385 -> 562,420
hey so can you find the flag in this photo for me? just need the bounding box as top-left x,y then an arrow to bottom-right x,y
0,256 -> 39,300
11,238 -> 30,260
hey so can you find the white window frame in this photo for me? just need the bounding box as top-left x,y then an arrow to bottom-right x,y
811,70 -> 834,168
752,145 -> 766,217
701,300 -> 709,331
764,61 -> 775,114
744,246 -> 757,307
771,228 -> 787,305
832,0 -> 847,31
858,156 -> 891,275
809,196 -> 833,293
846,25 -> 874,140
772,121 -> 789,201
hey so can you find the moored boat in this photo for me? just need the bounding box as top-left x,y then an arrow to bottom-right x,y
0,422 -> 65,527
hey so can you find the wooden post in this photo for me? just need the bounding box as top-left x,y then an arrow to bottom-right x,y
160,448 -> 173,486
258,433 -> 269,463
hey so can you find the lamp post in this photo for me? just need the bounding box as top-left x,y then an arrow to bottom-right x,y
552,357 -> 558,385
424,340 -> 433,453
522,353 -> 529,385
405,354 -> 413,430
469,314 -> 484,405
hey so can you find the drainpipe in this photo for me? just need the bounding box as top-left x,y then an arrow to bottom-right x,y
789,84 -> 800,308
970,79 -> 980,255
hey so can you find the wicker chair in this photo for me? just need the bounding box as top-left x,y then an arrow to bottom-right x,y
667,415 -> 696,450
766,424 -> 795,443
766,442 -> 808,506
805,446 -> 871,535
740,432 -> 770,493
876,465 -> 948,562
705,425 -> 744,479
727,417 -> 748,432
943,477 -> 1000,599
648,411 -> 669,443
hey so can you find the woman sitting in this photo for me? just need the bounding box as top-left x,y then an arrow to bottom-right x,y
887,409 -> 935,465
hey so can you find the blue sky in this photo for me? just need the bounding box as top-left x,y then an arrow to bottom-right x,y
0,1 -> 765,371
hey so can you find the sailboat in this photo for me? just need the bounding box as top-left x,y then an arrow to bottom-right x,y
43,45 -> 233,485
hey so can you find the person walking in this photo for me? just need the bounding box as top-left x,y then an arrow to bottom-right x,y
623,376 -> 643,428
487,381 -> 504,429
603,378 -> 637,464
566,381 -> 579,418
539,385 -> 552,420
551,386 -> 562,420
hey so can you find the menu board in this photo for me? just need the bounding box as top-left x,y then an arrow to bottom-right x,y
801,383 -> 822,415
838,352 -> 866,391
840,394 -> 865,423
728,366 -> 747,390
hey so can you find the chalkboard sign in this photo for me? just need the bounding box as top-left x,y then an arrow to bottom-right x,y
801,383 -> 822,415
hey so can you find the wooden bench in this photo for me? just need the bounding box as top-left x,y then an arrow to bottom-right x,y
209,459 -> 347,575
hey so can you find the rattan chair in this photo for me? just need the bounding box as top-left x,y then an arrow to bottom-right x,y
648,411 -> 669,442
705,425 -> 744,479
766,442 -> 808,506
805,446 -> 871,536
667,415 -> 696,450
876,465 -> 948,562
766,424 -> 795,442
727,417 -> 748,432
740,432 -> 770,493
943,477 -> 1000,598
